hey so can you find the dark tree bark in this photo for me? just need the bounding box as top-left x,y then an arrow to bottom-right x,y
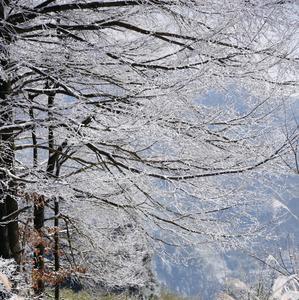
32,84 -> 57,295
0,200 -> 10,258
0,77 -> 21,264
33,194 -> 45,296
54,198 -> 60,300
0,2 -> 21,263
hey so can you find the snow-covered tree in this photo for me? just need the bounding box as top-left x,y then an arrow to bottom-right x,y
0,0 -> 298,297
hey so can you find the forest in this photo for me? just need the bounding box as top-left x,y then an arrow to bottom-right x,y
0,1 -> 298,299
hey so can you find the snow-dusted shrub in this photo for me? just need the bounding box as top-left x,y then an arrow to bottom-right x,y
219,274 -> 299,300
0,258 -> 28,299
272,275 -> 299,300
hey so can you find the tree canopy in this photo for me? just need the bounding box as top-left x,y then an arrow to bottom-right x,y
0,0 -> 298,297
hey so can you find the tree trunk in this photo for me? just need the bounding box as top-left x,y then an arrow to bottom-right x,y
0,81 -> 21,264
54,198 -> 60,300
33,194 -> 45,296
0,3 -> 21,262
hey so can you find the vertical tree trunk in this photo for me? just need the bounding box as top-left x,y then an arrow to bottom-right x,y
33,194 -> 45,296
0,92 -> 20,263
29,96 -> 38,168
47,85 -> 55,174
6,191 -> 21,264
0,3 -> 11,260
28,94 -> 46,295
47,88 -> 61,299
0,201 -> 10,259
54,198 -> 60,300
0,2 -> 21,263
32,85 -> 57,295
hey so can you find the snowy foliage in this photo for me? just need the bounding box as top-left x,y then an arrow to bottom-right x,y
272,275 -> 299,300
220,246 -> 299,300
220,274 -> 299,300
0,258 -> 27,299
0,0 -> 298,294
